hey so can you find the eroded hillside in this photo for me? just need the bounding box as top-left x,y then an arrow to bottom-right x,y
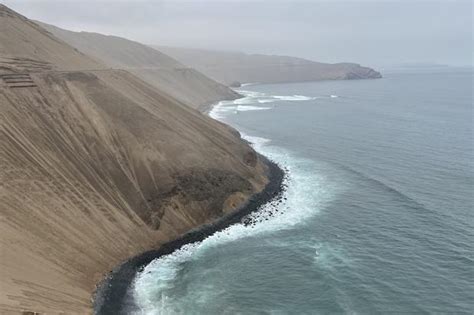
38,22 -> 240,111
0,5 -> 267,313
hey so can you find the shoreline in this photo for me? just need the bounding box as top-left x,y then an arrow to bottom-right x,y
93,156 -> 286,314
198,92 -> 243,113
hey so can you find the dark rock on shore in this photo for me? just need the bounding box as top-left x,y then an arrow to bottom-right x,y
93,157 -> 285,314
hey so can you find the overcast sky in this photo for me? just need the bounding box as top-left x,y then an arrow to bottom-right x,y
3,0 -> 473,67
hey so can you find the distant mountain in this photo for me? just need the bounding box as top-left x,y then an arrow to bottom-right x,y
38,21 -> 239,110
1,5 -> 268,313
153,46 -> 382,86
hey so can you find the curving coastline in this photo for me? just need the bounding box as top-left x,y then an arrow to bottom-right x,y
2,5 -> 277,312
93,155 -> 285,314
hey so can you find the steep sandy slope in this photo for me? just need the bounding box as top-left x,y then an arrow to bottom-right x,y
155,46 -> 382,85
0,5 -> 267,313
0,7 -> 101,72
38,22 -> 240,110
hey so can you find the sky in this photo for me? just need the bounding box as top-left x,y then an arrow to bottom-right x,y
2,0 -> 473,67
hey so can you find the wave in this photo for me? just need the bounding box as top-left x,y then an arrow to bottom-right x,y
208,99 -> 236,120
237,90 -> 318,103
237,90 -> 266,98
236,105 -> 271,111
133,88 -> 342,314
209,103 -> 270,119
242,134 -> 271,150
332,162 -> 432,213
273,95 -> 317,101
132,133 -> 337,314
210,90 -> 323,120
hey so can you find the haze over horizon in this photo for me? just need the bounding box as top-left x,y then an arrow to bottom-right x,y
1,2 -> 473,314
3,0 -> 472,68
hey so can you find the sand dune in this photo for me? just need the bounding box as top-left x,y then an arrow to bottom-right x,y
0,4 -> 267,313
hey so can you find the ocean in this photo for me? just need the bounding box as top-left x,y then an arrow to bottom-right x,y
132,68 -> 473,314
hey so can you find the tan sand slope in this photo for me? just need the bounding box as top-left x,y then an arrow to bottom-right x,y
154,46 -> 382,85
38,22 -> 240,110
0,4 -> 267,313
0,7 -> 101,72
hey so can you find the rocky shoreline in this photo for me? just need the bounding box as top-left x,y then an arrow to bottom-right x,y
93,156 -> 286,314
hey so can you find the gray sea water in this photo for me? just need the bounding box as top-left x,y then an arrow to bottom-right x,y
132,68 -> 473,314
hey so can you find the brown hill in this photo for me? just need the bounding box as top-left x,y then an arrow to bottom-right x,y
0,7 -> 101,72
154,46 -> 382,85
0,4 -> 267,313
38,22 -> 239,110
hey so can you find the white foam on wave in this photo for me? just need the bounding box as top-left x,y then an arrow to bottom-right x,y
208,98 -> 242,120
208,102 -> 220,120
273,95 -> 317,101
241,133 -> 271,150
237,90 -> 266,98
258,99 -> 277,104
236,105 -> 271,111
209,103 -> 270,119
209,89 -> 321,120
132,130 -> 337,314
330,95 -> 339,98
132,88 -> 340,314
234,98 -> 257,105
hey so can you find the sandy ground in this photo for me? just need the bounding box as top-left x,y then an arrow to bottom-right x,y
0,5 -> 268,313
38,21 -> 241,110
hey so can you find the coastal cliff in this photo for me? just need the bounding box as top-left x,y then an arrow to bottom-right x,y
153,46 -> 382,85
38,22 -> 381,102
0,5 -> 268,313
37,22 -> 240,111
